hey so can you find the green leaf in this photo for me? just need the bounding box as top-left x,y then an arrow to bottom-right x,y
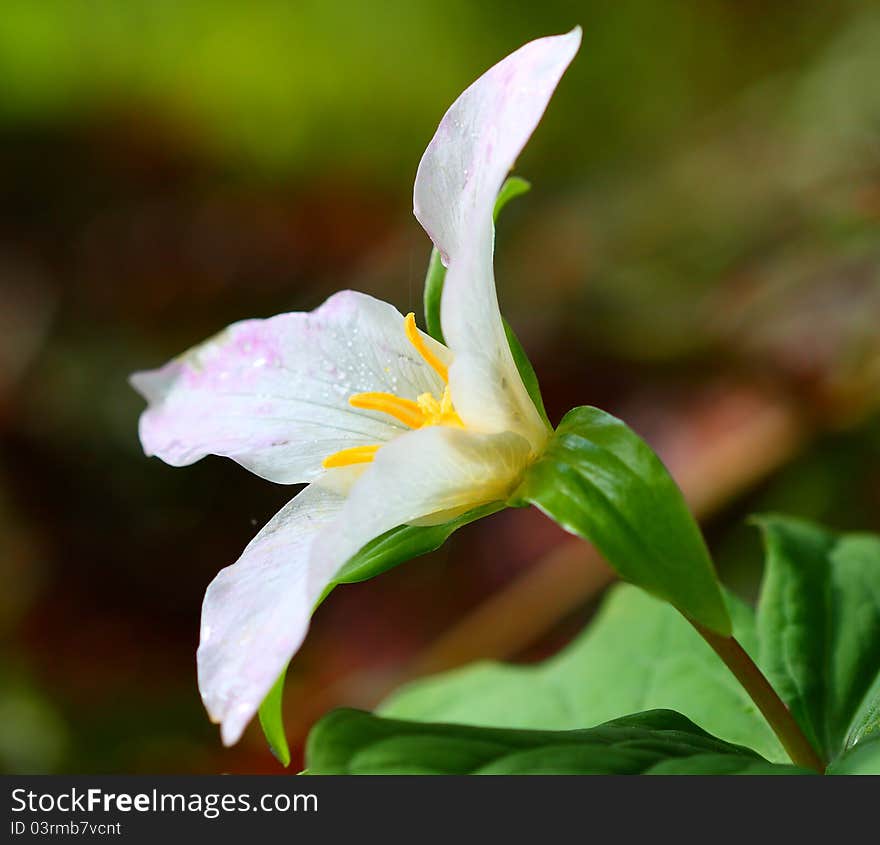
503,318 -> 550,428
304,708 -> 807,775
826,736 -> 880,775
848,671 -> 880,751
318,502 -> 503,602
492,176 -> 531,220
422,247 -> 446,344
510,406 -> 731,634
755,516 -> 880,762
258,667 -> 290,767
258,502 -> 503,762
382,583 -> 785,762
644,755 -> 808,775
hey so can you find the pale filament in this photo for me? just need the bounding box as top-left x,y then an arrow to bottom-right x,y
321,313 -> 461,469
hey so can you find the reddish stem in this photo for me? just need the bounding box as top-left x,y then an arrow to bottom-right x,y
692,621 -> 825,774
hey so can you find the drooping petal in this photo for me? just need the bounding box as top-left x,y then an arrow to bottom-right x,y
131,291 -> 450,484
413,28 -> 581,449
311,424 -> 533,591
200,425 -> 531,746
197,483 -> 345,746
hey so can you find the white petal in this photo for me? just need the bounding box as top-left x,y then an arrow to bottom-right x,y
413,29 -> 581,449
197,483 -> 345,746
131,290 -> 450,484
199,425 -> 530,746
311,425 -> 532,584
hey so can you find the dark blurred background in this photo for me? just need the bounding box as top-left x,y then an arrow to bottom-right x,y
1,1 -> 879,773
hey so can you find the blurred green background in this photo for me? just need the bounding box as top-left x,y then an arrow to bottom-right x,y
1,0 -> 878,773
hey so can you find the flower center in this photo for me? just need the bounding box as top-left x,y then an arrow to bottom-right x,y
321,313 -> 462,470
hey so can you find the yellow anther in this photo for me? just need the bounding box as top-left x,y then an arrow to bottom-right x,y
418,388 -> 464,428
417,392 -> 441,417
321,444 -> 381,469
349,392 -> 425,429
404,313 -> 448,383
440,389 -> 455,416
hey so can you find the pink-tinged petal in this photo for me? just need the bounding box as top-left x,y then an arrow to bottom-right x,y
130,291 -> 450,484
414,28 -> 581,261
197,483 -> 345,746
413,28 -> 581,449
311,425 -> 532,589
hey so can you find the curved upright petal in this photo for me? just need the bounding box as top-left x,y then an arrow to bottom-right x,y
131,291 -> 450,484
310,424 -> 532,595
413,28 -> 581,449
197,483 -> 345,746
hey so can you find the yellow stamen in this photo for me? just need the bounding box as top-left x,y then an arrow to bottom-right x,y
349,392 -> 425,429
418,388 -> 464,428
404,312 -> 448,383
321,315 -> 461,470
440,388 -> 456,416
417,392 -> 441,417
321,444 -> 381,469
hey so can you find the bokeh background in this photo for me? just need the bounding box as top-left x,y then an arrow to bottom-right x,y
2,0 -> 879,773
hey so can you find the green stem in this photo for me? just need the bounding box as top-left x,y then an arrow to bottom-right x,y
692,621 -> 826,774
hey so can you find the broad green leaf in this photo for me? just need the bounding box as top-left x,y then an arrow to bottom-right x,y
304,708 -> 806,775
755,516 -> 880,761
847,671 -> 880,751
382,584 -> 785,762
826,736 -> 880,775
258,502 -> 503,763
644,755 -> 808,775
510,406 -> 731,634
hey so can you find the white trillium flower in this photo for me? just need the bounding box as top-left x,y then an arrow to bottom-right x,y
131,28 -> 582,746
